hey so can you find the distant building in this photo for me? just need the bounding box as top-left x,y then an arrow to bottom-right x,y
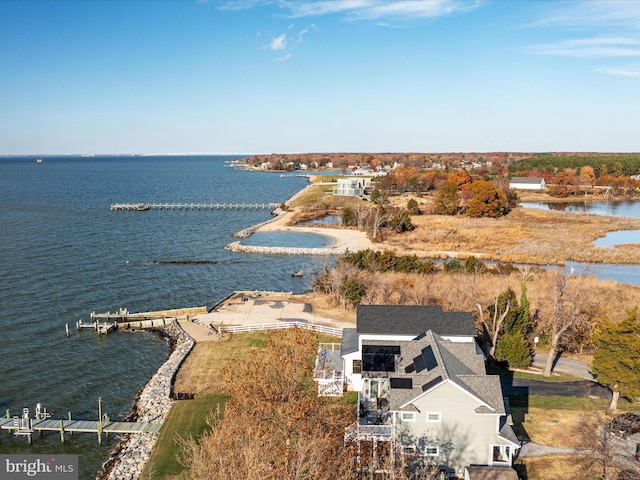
333,177 -> 372,197
509,177 -> 546,190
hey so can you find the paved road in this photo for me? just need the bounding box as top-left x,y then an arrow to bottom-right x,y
531,352 -> 595,380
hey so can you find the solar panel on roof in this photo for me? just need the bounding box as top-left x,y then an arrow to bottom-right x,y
422,345 -> 438,370
413,354 -> 427,372
421,376 -> 443,392
362,345 -> 400,372
413,345 -> 438,373
390,377 -> 413,389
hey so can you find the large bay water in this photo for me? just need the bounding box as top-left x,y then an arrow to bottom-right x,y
2,158 -> 638,479
0,155 -> 318,478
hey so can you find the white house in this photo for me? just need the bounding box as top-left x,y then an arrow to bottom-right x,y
333,177 -> 372,197
509,177 -> 546,190
339,305 -> 520,479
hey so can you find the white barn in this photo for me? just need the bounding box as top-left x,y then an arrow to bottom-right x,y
509,177 -> 546,190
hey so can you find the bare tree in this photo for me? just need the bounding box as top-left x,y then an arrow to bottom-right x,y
576,412 -> 623,480
543,268 -> 594,377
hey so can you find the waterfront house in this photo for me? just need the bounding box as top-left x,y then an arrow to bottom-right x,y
333,177 -> 372,197
341,305 -> 520,478
509,177 -> 546,190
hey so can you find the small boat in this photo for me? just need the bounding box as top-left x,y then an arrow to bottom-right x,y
291,270 -> 304,277
36,158 -> 43,163
135,204 -> 149,211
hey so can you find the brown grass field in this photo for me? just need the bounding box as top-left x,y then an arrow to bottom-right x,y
288,184 -> 640,265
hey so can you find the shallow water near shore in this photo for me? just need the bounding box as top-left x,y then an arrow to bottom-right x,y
0,156 -> 318,478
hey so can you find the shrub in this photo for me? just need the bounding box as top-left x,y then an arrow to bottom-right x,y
340,278 -> 366,306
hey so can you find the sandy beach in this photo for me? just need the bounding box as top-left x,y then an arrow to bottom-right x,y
254,184 -> 377,253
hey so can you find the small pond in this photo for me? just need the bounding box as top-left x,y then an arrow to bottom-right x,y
594,230 -> 640,247
298,215 -> 341,226
521,200 -> 640,219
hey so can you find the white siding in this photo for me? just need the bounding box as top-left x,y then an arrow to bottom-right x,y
396,381 -> 511,475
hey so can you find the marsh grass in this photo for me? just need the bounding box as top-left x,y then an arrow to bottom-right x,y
387,206 -> 640,265
324,267 -> 640,324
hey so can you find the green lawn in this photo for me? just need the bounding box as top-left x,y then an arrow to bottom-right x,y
142,394 -> 229,480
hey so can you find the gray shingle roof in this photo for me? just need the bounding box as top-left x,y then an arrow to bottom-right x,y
341,328 -> 359,356
356,305 -> 476,337
360,329 -> 510,416
509,176 -> 544,184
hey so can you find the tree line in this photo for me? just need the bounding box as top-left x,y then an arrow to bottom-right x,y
510,154 -> 640,178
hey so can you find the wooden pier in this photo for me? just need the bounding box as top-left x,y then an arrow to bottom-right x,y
110,202 -> 280,211
76,306 -> 208,334
1,404 -> 161,445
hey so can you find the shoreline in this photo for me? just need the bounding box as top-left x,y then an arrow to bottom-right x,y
226,183 -> 377,255
106,184 -> 640,478
96,322 -> 194,480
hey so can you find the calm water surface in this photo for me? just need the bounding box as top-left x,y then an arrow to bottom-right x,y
2,161 -> 638,478
0,156 -> 321,478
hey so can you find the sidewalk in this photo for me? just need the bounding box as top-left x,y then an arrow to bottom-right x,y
518,442 -> 590,457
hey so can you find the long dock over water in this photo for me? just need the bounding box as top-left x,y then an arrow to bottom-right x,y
1,406 -> 161,445
110,202 -> 280,211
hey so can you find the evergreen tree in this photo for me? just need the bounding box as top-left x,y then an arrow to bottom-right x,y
389,210 -> 415,233
489,285 -> 533,368
592,308 -> 640,411
341,206 -> 356,227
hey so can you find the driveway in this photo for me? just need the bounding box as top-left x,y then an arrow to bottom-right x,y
532,352 -> 595,380
501,377 -> 610,398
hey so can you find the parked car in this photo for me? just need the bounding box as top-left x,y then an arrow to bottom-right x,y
636,443 -> 640,461
608,413 -> 640,438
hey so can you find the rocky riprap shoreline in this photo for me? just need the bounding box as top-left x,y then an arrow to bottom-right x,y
233,207 -> 285,238
97,322 -> 194,480
225,240 -> 346,256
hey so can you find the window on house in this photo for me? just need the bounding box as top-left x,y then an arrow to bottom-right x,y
491,445 -> 511,464
402,445 -> 417,455
400,412 -> 415,422
353,360 -> 362,374
426,412 -> 441,422
425,446 -> 439,457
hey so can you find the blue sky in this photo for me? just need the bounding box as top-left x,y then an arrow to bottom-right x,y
1,0 -> 639,155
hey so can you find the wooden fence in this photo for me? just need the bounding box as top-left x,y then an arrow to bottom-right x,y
218,321 -> 342,338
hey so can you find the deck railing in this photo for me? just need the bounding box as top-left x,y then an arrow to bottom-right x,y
344,423 -> 395,442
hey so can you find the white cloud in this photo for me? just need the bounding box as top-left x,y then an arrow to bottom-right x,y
529,0 -> 640,31
594,66 -> 640,78
275,0 -> 481,21
530,37 -> 640,58
270,34 -> 287,51
297,24 -> 317,43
